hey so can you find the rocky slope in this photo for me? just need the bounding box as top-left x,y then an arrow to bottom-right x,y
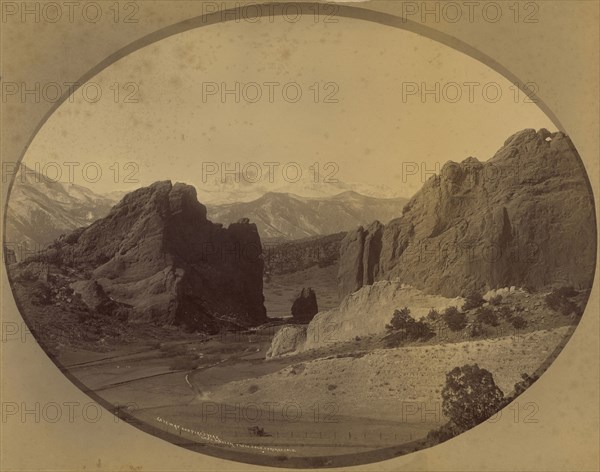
338,129 -> 596,298
207,191 -> 407,240
267,280 -> 463,356
5,165 -> 120,254
11,181 -> 267,333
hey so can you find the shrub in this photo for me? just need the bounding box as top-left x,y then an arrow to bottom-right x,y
443,306 -> 467,332
511,373 -> 539,398
469,321 -> 486,338
498,305 -> 513,320
441,364 -> 505,430
30,280 -> 52,306
248,384 -> 260,394
426,421 -> 463,446
510,316 -> 527,330
545,286 -> 579,316
461,291 -> 485,311
425,308 -> 441,323
475,307 -> 499,327
489,295 -> 503,306
385,308 -> 435,346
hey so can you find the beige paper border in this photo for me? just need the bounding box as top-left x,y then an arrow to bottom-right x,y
1,1 -> 598,470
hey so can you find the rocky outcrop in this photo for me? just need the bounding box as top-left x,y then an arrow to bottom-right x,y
15,181 -> 267,333
291,288 -> 318,322
266,280 -> 463,356
265,325 -> 307,358
338,129 -> 596,298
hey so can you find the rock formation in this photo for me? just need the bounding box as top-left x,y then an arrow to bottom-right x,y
338,129 -> 596,298
14,181 -> 267,333
291,288 -> 319,322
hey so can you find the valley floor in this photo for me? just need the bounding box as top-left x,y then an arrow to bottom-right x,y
53,318 -> 575,466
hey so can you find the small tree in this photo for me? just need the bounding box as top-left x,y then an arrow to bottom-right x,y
511,315 -> 527,330
385,307 -> 434,346
426,308 -> 441,323
475,307 -> 499,327
386,307 -> 412,332
441,364 -> 505,430
444,306 -> 467,332
462,291 -> 485,311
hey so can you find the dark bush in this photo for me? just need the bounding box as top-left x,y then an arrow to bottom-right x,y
488,295 -> 503,306
475,307 -> 499,327
469,321 -> 486,338
545,286 -> 580,316
461,291 -> 485,311
443,306 -> 467,332
511,373 -> 539,398
385,308 -> 435,346
441,364 -> 505,430
426,421 -> 463,446
498,305 -> 513,320
425,308 -> 441,323
510,316 -> 527,330
30,280 -> 52,306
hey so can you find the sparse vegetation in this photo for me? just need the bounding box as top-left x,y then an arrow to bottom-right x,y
443,306 -> 467,332
461,291 -> 485,311
385,308 -> 435,347
510,316 -> 528,330
545,286 -> 581,316
475,307 -> 499,327
425,308 -> 441,323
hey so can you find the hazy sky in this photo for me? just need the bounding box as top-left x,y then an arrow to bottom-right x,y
21,15 -> 555,199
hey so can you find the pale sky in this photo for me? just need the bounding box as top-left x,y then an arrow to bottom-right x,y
21,15 -> 555,200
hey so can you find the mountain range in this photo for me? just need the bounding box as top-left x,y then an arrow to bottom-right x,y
5,168 -> 408,250
5,166 -> 121,251
207,191 -> 408,240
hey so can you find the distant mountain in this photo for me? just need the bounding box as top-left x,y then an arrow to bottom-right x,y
338,129 -> 596,298
5,166 -> 121,255
207,191 -> 408,240
195,175 -> 405,205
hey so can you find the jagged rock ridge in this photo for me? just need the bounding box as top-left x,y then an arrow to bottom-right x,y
20,181 -> 267,332
338,129 -> 596,298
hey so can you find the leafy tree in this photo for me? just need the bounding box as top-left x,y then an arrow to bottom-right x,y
443,306 -> 467,332
475,307 -> 499,327
386,307 -> 412,332
385,308 -> 434,346
462,291 -> 485,311
441,364 -> 505,430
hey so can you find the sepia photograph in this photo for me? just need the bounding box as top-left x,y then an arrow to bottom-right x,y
1,1 -> 598,470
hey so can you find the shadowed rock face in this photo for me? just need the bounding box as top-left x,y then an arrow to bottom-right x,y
338,129 -> 596,298
25,181 -> 267,332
